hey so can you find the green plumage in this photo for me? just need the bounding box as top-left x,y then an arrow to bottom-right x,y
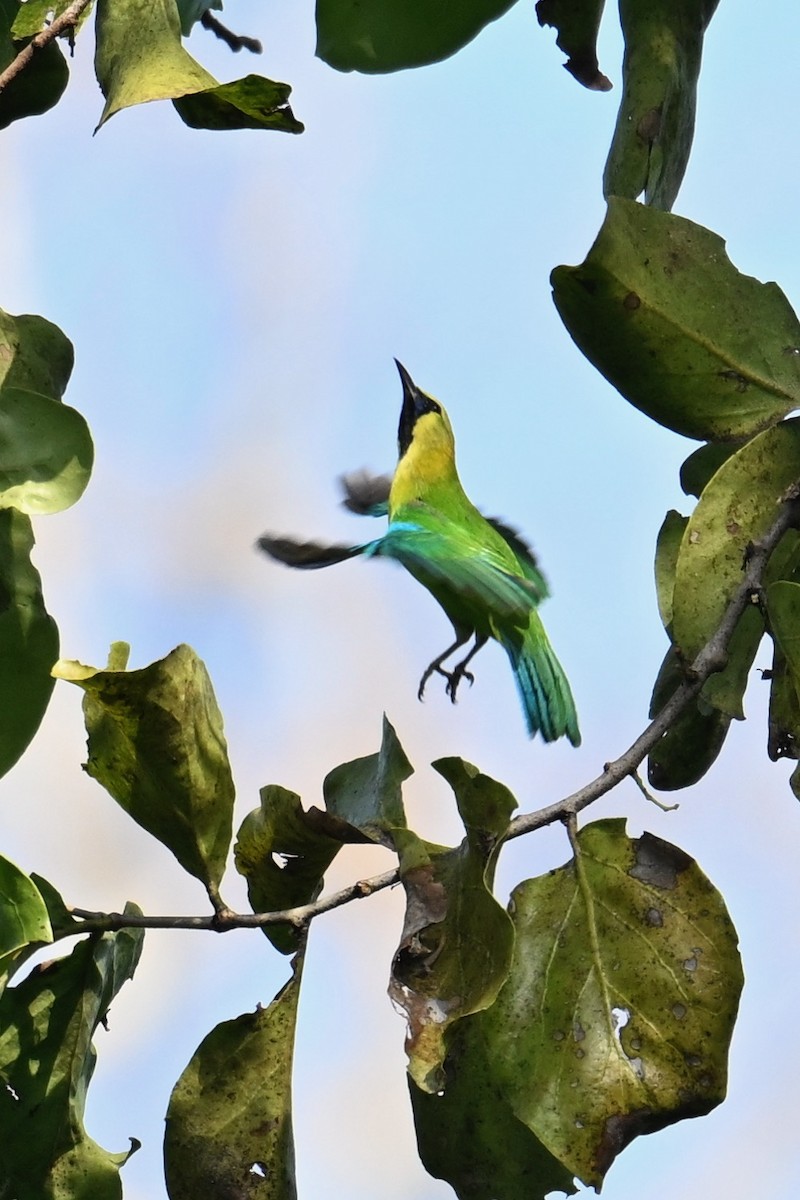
258,361 -> 580,746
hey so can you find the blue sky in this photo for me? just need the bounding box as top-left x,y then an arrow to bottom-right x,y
2,1 -> 800,1197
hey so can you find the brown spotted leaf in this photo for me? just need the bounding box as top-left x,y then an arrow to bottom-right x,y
481,818 -> 743,1189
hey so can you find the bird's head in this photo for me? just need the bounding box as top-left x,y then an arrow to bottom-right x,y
394,359 -> 455,463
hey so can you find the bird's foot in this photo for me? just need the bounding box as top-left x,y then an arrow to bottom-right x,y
445,665 -> 475,703
417,662 -> 453,701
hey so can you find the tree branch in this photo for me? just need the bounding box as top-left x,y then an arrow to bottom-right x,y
0,0 -> 92,94
58,489 -> 800,942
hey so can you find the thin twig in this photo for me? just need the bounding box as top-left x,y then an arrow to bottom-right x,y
630,768 -> 679,812
0,0 -> 93,94
61,867 -> 400,940
58,491 -> 800,942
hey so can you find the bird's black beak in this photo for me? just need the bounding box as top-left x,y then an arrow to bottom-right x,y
395,359 -> 439,457
396,359 -> 419,457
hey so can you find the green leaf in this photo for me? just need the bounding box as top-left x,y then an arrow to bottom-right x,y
603,0 -> 720,210
165,954 -> 303,1200
0,854 -> 52,992
174,0 -> 221,37
0,308 -> 74,399
53,644 -> 235,895
0,912 -> 144,1198
322,714 -> 413,845
680,440 -> 742,498
0,0 -> 69,129
234,785 -> 344,954
94,0 -> 215,126
535,0 -> 611,91
654,509 -> 687,633
672,419 -> 800,664
173,75 -> 303,133
410,1013 -> 577,1200
94,0 -> 303,133
389,759 -> 516,1092
482,819 -> 743,1189
551,198 -> 800,440
0,387 -> 94,514
315,0 -> 518,74
647,646 -> 731,790
766,582 -> 800,770
0,509 -> 59,780
699,603 -> 763,718
11,0 -> 94,38
766,638 -> 800,762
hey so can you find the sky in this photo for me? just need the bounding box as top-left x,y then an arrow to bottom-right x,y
1,1 -> 800,1197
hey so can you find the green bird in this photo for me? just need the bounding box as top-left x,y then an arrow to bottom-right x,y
258,361 -> 580,745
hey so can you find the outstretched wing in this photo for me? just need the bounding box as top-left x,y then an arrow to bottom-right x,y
257,534 -> 369,569
340,469 -> 392,517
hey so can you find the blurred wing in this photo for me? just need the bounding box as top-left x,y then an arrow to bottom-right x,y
340,469 -> 392,517
485,515 -> 549,603
372,519 -> 537,624
257,534 -> 368,568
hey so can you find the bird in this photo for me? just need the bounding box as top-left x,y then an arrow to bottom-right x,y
257,361 -> 580,745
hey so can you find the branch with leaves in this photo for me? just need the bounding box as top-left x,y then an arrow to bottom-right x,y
53,485 -> 800,942
3,1 -> 800,1199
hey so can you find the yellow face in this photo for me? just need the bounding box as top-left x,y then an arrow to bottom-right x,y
391,402 -> 458,508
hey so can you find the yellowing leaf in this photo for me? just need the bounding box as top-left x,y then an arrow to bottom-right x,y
483,819 -> 743,1189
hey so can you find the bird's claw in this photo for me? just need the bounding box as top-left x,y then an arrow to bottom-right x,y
445,666 -> 475,703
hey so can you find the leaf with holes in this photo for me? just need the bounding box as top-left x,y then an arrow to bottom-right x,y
410,1012 -> 577,1200
390,758 -> 517,1092
234,785 -> 346,955
165,954 -> 303,1200
0,911 -> 143,1197
481,818 -> 743,1189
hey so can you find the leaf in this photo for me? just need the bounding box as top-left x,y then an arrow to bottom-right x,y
11,0 -> 94,37
672,418 -> 800,664
174,0 -> 221,37
680,440 -> 742,499
173,75 -> 303,133
0,509 -> 59,780
654,509 -> 687,633
315,0 -> 518,74
322,714 -> 413,846
0,854 -> 52,993
603,0 -> 720,210
535,0 -> 612,91
0,307 -> 74,399
699,603 -> 763,718
766,638 -> 800,762
164,954 -> 303,1200
0,912 -> 144,1198
551,198 -> 800,440
234,785 -> 344,954
53,644 -> 234,895
389,758 -> 516,1093
765,582 -> 800,770
482,819 -> 743,1189
94,0 -> 215,126
0,387 -> 94,514
94,0 -> 303,133
410,1013 -> 577,1200
0,0 -> 69,129
647,646 -> 731,790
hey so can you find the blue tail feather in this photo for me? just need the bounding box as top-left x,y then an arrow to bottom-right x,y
502,628 -> 581,746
